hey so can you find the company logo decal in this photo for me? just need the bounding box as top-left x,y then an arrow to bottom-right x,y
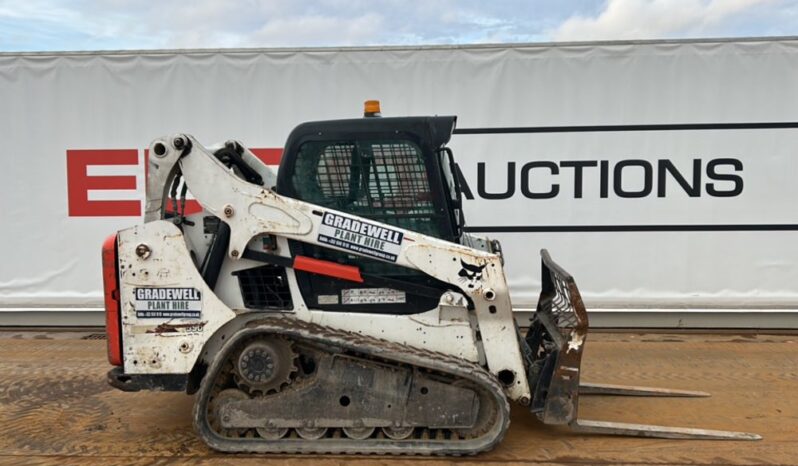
458,260 -> 486,289
318,212 -> 403,262
134,287 -> 202,318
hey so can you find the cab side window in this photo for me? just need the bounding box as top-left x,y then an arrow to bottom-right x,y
292,139 -> 443,239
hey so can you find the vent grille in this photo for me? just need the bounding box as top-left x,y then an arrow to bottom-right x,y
233,265 -> 293,310
81,333 -> 107,340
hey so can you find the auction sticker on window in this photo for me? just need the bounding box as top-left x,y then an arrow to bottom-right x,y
318,212 -> 404,262
134,287 -> 202,318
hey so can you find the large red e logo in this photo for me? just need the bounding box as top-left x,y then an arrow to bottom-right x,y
66,150 -> 140,216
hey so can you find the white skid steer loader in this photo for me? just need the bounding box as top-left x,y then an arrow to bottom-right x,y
102,102 -> 760,455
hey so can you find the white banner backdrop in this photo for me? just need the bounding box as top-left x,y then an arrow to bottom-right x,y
1,38 -> 797,318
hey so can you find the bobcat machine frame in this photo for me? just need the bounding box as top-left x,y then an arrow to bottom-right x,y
102,105 -> 759,455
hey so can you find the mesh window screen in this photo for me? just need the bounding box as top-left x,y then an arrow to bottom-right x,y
316,143 -> 354,199
293,140 -> 442,239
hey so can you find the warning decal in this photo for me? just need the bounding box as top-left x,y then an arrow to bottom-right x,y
134,287 -> 202,318
342,288 -> 406,304
318,212 -> 404,262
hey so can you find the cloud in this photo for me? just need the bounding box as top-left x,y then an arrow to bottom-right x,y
0,0 -> 583,51
0,0 -> 795,52
552,0 -> 778,41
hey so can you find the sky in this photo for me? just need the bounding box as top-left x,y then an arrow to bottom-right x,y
0,0 -> 796,52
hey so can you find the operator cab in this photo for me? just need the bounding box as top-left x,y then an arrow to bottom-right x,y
275,115 -> 464,242
274,105 -> 466,314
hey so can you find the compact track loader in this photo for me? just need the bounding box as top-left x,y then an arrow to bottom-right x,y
102,102 -> 759,455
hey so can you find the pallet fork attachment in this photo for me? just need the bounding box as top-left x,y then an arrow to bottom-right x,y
524,249 -> 761,441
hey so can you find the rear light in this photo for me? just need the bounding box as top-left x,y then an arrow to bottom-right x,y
102,234 -> 123,366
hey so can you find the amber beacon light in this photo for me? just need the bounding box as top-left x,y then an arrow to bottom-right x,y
363,100 -> 382,117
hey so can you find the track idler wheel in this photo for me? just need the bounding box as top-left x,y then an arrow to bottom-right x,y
209,389 -> 249,438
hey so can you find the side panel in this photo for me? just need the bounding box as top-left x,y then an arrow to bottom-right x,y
115,221 -> 481,375
116,221 -> 237,374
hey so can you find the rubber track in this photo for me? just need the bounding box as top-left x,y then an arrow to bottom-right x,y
193,316 -> 511,456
